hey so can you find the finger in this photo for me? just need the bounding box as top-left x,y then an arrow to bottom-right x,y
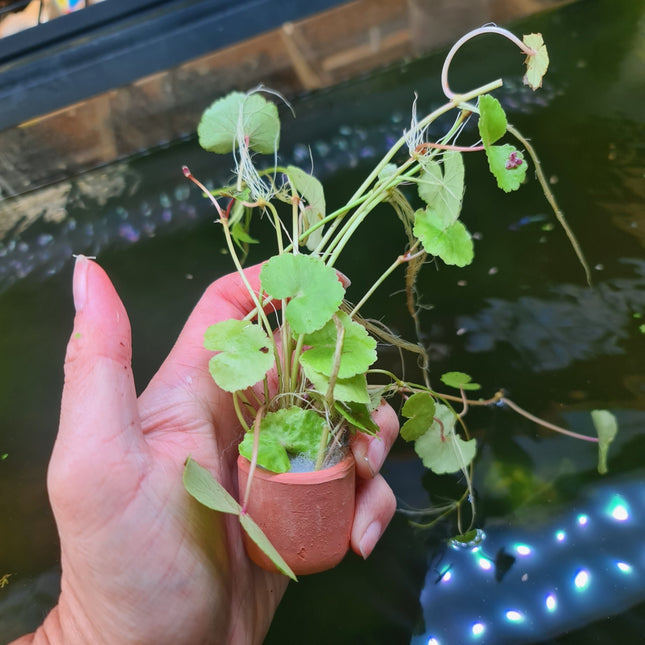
350,474 -> 397,559
50,257 -> 143,504
351,401 -> 399,479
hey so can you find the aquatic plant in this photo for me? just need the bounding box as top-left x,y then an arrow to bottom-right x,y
181,26 -> 616,578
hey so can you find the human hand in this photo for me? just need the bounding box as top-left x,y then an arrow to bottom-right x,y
13,256 -> 398,645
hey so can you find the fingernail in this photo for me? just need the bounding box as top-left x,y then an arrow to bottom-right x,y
359,521 -> 382,559
335,270 -> 351,288
73,255 -> 89,312
367,437 -> 385,475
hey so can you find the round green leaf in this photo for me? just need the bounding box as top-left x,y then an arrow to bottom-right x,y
401,392 -> 436,442
413,208 -> 474,267
238,407 -> 326,473
198,92 -> 280,154
300,311 -> 376,379
523,33 -> 549,90
485,144 -> 528,193
417,151 -> 464,225
440,371 -> 481,391
260,254 -> 345,334
204,320 -> 274,392
413,404 -> 477,474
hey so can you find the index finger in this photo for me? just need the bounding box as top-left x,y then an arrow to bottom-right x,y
350,401 -> 399,479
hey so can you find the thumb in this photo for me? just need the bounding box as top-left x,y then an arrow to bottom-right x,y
49,256 -> 144,511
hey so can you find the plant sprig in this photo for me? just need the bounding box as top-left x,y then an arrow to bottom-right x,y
183,28 -> 615,546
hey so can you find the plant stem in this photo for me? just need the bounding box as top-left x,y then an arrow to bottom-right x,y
325,315 -> 346,409
232,392 -> 251,433
314,79 -> 503,263
290,333 -> 306,392
324,84 -> 502,267
441,26 -> 535,100
500,396 -> 598,442
219,216 -> 284,388
349,246 -> 423,318
242,407 -> 265,514
507,123 -> 592,285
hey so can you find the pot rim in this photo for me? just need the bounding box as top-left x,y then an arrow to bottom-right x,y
237,452 -> 355,485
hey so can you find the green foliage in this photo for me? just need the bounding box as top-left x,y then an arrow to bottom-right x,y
286,166 -> 326,251
204,320 -> 274,392
417,151 -> 465,225
486,144 -> 527,192
412,404 -> 477,474
523,33 -> 549,90
591,409 -> 618,475
400,392 -> 436,441
183,457 -> 296,580
198,92 -> 280,154
334,401 -> 379,434
477,95 -> 507,147
238,408 -> 326,473
189,28 -> 603,538
413,210 -> 474,267
414,150 -> 471,264
478,96 -> 528,192
440,371 -> 481,391
260,255 -> 344,334
300,312 -> 377,379
302,364 -> 370,404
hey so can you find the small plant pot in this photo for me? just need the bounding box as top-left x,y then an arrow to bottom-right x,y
237,453 -> 356,575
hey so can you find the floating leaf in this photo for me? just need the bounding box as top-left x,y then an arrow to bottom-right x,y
204,320 -> 274,392
302,363 -> 370,404
286,166 -> 326,251
478,95 -> 507,147
523,33 -> 549,90
260,255 -> 344,334
413,404 -> 477,474
300,312 -> 377,379
183,458 -> 296,580
591,409 -> 618,475
334,401 -> 379,434
413,209 -> 474,267
198,91 -> 280,154
485,144 -> 527,192
440,371 -> 481,391
417,151 -> 465,225
238,407 -> 326,473
400,392 -> 436,442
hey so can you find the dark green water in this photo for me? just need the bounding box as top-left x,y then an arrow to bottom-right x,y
1,0 -> 644,642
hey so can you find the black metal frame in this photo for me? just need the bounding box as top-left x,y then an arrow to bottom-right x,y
0,0 -> 346,131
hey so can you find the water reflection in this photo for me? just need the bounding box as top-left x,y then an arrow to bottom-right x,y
457,259 -> 645,371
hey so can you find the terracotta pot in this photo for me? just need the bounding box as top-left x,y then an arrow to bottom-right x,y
237,453 -> 356,575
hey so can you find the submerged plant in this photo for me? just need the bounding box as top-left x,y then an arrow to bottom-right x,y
182,26 -> 616,577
